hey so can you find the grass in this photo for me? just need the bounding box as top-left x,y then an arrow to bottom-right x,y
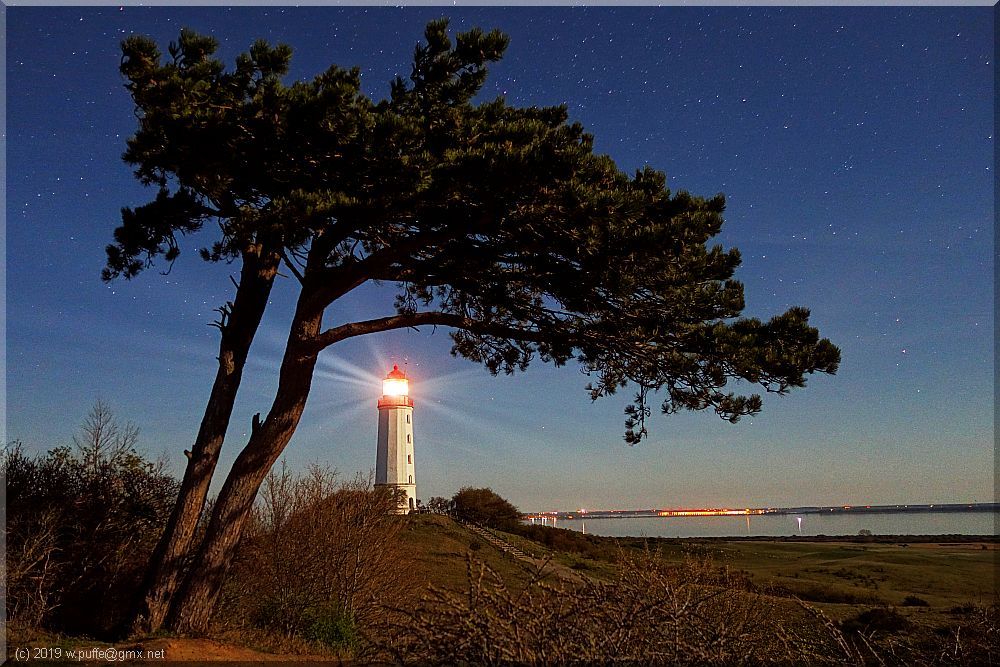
397,514 -> 539,593
709,539 -> 996,608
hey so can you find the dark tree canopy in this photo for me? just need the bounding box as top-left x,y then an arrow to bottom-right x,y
108,20 -> 839,445
451,487 -> 522,530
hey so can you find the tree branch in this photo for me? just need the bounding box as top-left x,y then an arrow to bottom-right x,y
310,311 -> 552,353
309,212 -> 494,306
279,249 -> 305,285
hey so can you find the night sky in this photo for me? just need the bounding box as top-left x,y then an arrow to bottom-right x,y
7,6 -> 993,511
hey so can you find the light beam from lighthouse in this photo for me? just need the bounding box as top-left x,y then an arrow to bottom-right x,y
375,364 -> 416,513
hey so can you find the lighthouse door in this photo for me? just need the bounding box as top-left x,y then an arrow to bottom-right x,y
409,497 -> 415,511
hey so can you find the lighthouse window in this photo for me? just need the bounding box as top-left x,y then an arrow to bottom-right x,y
406,414 -> 410,424
407,434 -> 411,443
407,454 -> 412,464
408,475 -> 413,484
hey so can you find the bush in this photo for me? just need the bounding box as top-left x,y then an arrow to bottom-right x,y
510,523 -> 609,559
3,403 -> 178,637
950,603 -> 978,615
840,607 -> 910,635
374,548 -> 1000,666
302,605 -> 357,649
766,581 -> 887,606
220,465 -> 411,653
426,496 -> 451,514
450,487 -> 520,530
903,595 -> 930,607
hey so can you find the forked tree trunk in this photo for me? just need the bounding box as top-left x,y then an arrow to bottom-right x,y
167,300 -> 324,634
133,251 -> 279,634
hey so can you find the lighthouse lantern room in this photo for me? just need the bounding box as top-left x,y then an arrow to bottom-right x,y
375,364 -> 416,513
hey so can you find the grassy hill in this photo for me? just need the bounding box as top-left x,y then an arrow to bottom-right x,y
397,513 -> 535,592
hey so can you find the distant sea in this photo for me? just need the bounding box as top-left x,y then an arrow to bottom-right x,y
556,511 -> 997,539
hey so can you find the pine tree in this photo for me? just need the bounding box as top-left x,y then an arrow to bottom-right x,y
108,20 -> 839,633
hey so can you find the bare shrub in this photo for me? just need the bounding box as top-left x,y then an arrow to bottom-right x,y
375,547 -> 858,665
374,546 -> 1000,666
72,399 -> 141,473
3,496 -> 63,627
220,464 -> 411,653
910,603 -> 999,667
786,600 -> 1000,667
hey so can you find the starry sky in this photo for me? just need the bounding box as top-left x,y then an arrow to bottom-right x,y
7,6 -> 994,512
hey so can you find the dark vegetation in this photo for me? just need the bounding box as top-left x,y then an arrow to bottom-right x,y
4,403 -> 178,637
511,523 -> 629,560
448,486 -> 522,530
840,607 -> 911,636
4,404 -> 412,656
902,596 -> 936,608
768,581 -> 887,607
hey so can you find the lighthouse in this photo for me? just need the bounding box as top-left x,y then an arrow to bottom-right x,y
375,364 -> 416,513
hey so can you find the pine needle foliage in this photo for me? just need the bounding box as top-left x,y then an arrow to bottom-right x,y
107,20 -> 839,443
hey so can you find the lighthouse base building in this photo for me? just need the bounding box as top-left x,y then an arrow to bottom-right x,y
375,365 -> 416,514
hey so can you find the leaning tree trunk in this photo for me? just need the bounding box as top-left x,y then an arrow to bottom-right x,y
132,251 -> 279,634
167,300 -> 324,634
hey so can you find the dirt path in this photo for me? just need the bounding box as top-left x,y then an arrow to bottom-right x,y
120,638 -> 342,662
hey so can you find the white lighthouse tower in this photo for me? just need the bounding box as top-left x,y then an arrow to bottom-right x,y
375,364 -> 416,513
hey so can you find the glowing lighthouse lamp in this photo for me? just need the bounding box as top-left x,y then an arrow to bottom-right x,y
375,365 -> 417,514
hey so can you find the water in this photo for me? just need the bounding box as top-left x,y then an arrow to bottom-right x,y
555,511 -> 997,539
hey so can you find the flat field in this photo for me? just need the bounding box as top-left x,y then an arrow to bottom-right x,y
708,538 -> 995,609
